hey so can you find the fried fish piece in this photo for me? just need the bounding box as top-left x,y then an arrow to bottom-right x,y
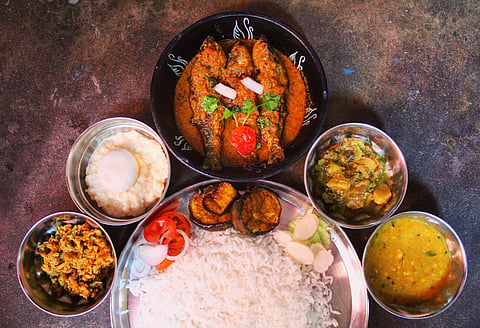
189,36 -> 227,170
252,35 -> 288,164
225,40 -> 255,78
224,41 -> 257,126
222,41 -> 260,164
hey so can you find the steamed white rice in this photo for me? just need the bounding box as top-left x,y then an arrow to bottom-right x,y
128,228 -> 339,328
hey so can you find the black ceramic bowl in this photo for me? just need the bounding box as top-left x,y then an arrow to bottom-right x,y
151,11 -> 328,181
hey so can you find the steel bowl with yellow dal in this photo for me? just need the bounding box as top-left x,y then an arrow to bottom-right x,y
362,211 -> 467,318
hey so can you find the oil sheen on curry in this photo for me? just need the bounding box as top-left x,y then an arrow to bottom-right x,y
364,217 -> 452,306
174,35 -> 308,170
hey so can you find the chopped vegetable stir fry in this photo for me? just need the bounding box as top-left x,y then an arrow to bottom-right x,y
37,223 -> 114,299
312,136 -> 392,219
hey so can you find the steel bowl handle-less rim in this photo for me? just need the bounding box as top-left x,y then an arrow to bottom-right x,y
304,122 -> 408,229
17,211 -> 117,317
66,117 -> 171,226
361,211 -> 468,319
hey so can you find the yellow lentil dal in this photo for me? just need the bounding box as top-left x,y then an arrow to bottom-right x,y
364,217 -> 451,305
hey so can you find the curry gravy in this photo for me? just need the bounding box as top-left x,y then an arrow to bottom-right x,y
174,39 -> 307,167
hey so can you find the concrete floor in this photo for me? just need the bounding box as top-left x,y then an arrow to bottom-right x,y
1,1 -> 478,327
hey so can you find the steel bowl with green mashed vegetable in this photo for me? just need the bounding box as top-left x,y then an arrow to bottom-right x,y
312,136 -> 392,217
304,123 -> 408,229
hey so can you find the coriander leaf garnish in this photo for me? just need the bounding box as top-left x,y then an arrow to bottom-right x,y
257,116 -> 271,129
222,105 -> 240,121
241,99 -> 255,114
240,99 -> 258,125
201,95 -> 219,114
261,92 -> 281,112
221,92 -> 281,128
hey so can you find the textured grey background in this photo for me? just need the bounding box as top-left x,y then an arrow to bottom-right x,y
1,1 -> 478,327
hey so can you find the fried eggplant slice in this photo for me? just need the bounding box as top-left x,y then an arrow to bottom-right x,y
189,36 -> 227,170
252,35 -> 288,164
189,184 -> 233,230
202,182 -> 238,215
231,187 -> 281,235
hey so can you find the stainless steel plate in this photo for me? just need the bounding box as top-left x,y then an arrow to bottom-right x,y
110,180 -> 368,327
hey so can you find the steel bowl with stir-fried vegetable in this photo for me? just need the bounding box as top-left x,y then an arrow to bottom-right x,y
304,123 -> 408,229
313,136 -> 392,212
17,212 -> 116,316
37,222 -> 114,300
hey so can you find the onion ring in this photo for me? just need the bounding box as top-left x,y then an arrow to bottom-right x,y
165,229 -> 190,261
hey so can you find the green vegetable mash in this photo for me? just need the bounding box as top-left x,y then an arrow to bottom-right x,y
312,136 -> 392,219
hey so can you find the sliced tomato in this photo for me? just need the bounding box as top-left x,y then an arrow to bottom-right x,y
230,126 -> 256,155
155,258 -> 174,271
143,216 -> 176,244
167,231 -> 187,257
144,211 -> 191,244
143,211 -> 191,270
160,212 -> 192,237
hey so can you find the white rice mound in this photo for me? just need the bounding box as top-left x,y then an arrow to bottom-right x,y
128,228 -> 339,328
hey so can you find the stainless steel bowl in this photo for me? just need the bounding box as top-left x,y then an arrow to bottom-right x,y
362,211 -> 467,319
17,212 -> 117,317
66,117 -> 171,225
304,123 -> 408,229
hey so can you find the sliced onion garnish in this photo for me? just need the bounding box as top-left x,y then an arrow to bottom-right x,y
165,229 -> 190,261
130,256 -> 151,280
158,231 -> 171,245
138,243 -> 168,266
313,249 -> 334,273
273,230 -> 294,246
214,83 -> 237,99
241,77 -> 264,94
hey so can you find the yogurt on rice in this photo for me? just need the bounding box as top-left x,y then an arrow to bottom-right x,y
85,130 -> 169,217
